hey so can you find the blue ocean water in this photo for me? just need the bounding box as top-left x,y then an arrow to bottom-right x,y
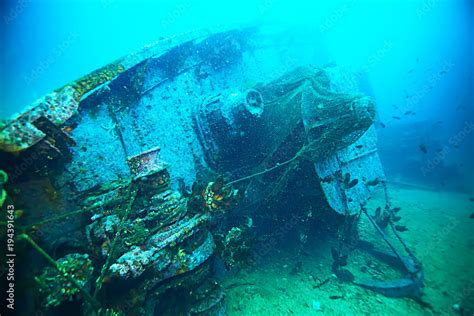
1,0 -> 473,189
0,1 -> 473,315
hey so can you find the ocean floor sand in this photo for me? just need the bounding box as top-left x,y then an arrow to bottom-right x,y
223,184 -> 474,315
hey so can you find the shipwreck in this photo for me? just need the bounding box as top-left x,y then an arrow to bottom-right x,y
0,27 -> 423,315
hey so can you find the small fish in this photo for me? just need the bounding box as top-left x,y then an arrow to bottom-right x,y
469,213 -> 474,219
366,178 -> 382,186
343,174 -> 358,189
419,144 -> 428,154
407,69 -> 414,74
355,145 -> 364,149
392,104 -> 399,109
329,295 -> 343,300
395,225 -> 408,232
439,70 -> 448,75
392,116 -> 401,120
321,175 -> 335,183
379,122 -> 386,128
375,206 -> 381,218
392,215 -> 402,222
469,197 -> 474,202
404,110 -> 415,115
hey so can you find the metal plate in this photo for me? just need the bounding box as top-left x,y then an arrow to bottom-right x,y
314,126 -> 385,215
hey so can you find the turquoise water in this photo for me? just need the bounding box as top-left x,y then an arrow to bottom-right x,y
0,1 -> 473,315
2,0 -> 471,117
1,0 -> 472,187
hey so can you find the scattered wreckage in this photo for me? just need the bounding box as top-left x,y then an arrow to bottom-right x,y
0,27 -> 423,315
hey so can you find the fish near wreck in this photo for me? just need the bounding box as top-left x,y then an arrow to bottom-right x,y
0,27 -> 422,315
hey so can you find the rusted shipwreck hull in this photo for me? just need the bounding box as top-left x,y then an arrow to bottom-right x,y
0,27 -> 422,315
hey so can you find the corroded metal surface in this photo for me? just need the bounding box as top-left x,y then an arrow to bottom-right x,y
0,26 -> 404,315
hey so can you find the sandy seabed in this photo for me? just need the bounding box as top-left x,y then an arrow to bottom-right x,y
223,184 -> 474,315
